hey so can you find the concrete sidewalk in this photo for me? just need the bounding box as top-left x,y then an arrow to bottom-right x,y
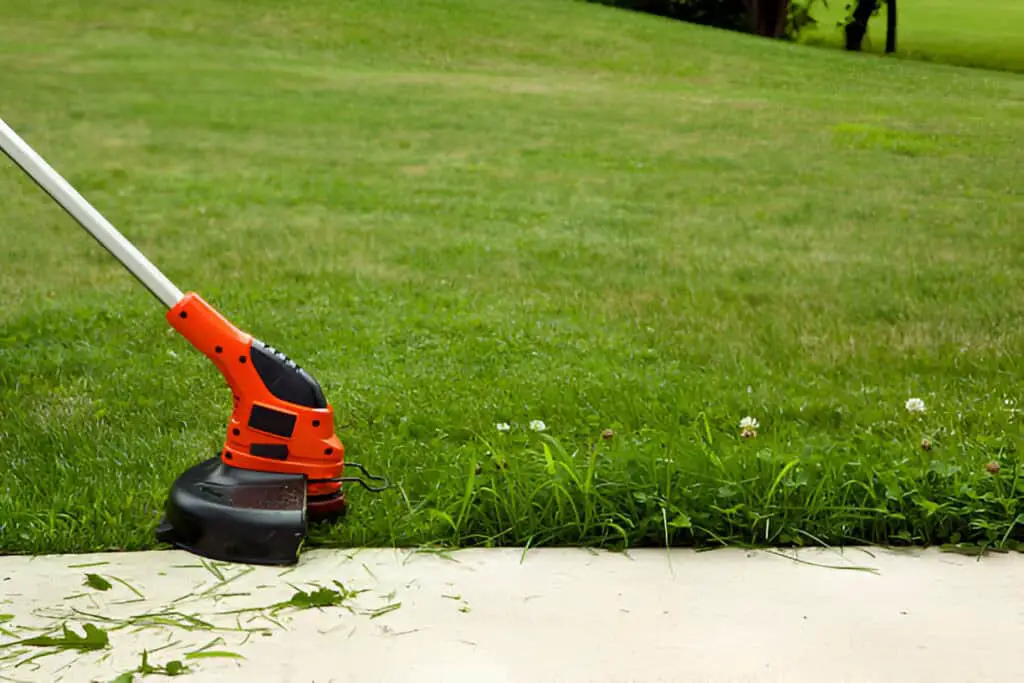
0,546 -> 1021,682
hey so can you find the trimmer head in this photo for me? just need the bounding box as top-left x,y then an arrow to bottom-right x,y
155,456 -> 314,566
155,455 -> 358,566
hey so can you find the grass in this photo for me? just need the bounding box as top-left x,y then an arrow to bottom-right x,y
800,0 -> 1024,73
0,0 -> 1022,557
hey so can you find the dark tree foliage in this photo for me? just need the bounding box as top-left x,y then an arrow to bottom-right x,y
589,0 -> 818,40
591,0 -> 751,34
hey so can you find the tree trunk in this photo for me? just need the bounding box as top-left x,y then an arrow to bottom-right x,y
750,0 -> 792,37
844,0 -> 879,51
885,0 -> 897,53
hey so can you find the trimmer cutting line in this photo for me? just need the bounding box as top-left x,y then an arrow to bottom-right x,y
0,118 -> 387,566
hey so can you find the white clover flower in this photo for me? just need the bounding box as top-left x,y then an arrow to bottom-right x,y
905,398 -> 926,414
529,420 -> 546,432
739,416 -> 758,438
496,423 -> 511,432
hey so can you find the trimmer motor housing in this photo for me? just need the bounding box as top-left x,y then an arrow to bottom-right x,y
166,292 -> 347,518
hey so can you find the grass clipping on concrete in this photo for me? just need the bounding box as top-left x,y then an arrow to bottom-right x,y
0,0 -> 1022,556
0,560 -> 403,680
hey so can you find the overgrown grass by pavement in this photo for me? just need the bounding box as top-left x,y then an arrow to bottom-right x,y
1,0 -> 1022,557
801,0 -> 1024,73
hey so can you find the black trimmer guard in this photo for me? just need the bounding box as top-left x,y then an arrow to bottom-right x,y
155,456 -> 308,566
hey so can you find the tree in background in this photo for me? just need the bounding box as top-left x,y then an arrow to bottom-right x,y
844,0 -> 897,53
591,0 -> 750,33
588,0 -> 821,40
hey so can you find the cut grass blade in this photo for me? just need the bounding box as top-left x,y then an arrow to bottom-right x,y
199,560 -> 225,582
184,650 -> 245,661
765,550 -> 881,574
108,576 -> 146,600
184,637 -> 226,655
366,602 -> 402,619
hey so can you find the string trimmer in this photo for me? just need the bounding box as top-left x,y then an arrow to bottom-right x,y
0,118 -> 387,566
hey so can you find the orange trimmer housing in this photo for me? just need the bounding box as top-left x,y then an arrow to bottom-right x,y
166,292 -> 345,511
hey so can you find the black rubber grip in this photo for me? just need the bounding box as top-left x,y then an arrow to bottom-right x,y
249,339 -> 327,409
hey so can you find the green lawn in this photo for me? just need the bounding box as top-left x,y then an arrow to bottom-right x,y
1,0 -> 1022,557
801,0 -> 1024,73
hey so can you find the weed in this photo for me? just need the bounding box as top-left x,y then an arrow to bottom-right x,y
2,623 -> 109,652
84,574 -> 112,592
111,650 -> 191,681
275,583 -> 361,613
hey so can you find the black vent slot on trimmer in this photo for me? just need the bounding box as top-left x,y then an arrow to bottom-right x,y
250,443 -> 289,460
248,404 -> 297,438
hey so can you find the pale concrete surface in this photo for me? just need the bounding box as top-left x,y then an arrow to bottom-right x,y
0,546 -> 1021,683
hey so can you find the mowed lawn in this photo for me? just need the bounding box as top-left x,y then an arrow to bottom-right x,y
1,0 -> 1022,556
801,0 -> 1024,73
